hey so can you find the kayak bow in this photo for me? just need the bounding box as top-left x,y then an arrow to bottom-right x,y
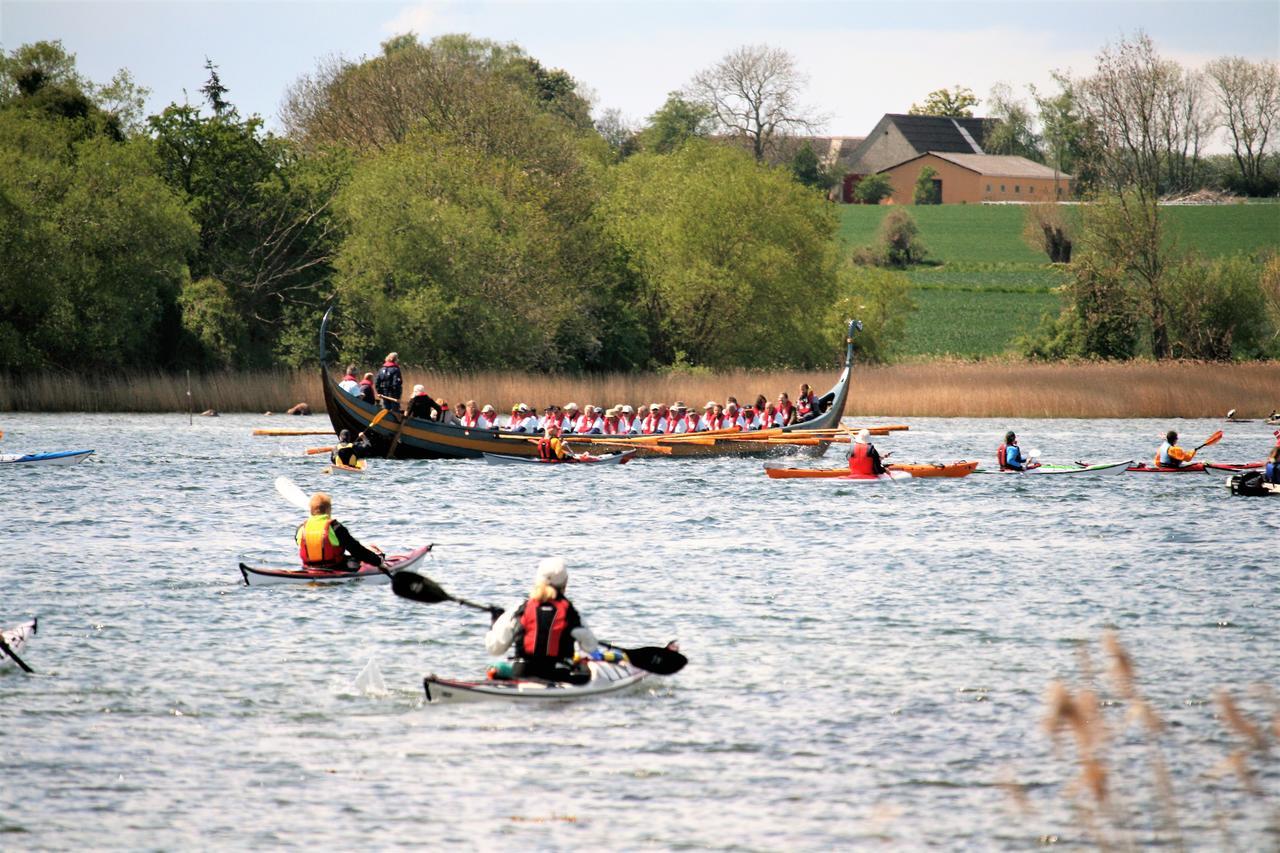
424,658 -> 651,704
0,450 -> 94,466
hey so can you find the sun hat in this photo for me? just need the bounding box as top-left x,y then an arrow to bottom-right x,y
855,429 -> 870,444
565,402 -> 580,411
517,403 -> 530,412
621,405 -> 634,414
481,404 -> 495,413
704,401 -> 716,409
535,557 -> 568,590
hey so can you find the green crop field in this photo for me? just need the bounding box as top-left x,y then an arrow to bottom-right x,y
838,203 -> 1279,357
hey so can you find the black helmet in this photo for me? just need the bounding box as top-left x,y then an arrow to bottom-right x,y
338,429 -> 352,442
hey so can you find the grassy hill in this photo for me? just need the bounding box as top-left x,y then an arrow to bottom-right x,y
837,203 -> 1280,358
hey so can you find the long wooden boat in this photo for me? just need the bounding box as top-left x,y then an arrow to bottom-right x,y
319,310 -> 863,460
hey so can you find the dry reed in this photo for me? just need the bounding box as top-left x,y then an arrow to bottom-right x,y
1,361 -> 1277,417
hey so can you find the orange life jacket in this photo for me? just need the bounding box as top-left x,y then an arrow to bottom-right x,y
296,515 -> 343,567
848,443 -> 875,476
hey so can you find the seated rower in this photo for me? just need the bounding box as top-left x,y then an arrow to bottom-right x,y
330,429 -> 370,469
584,406 -> 605,434
637,403 -> 662,434
1155,430 -> 1196,469
672,403 -> 698,434
478,404 -> 497,430
602,408 -> 623,435
776,392 -> 797,426
846,429 -> 887,476
736,404 -> 759,430
485,557 -> 598,684
997,431 -> 1040,471
338,365 -> 360,396
407,384 -> 443,421
295,492 -> 384,571
796,383 -> 818,422
1266,442 -> 1280,485
723,400 -> 742,430
509,403 -> 538,433
561,402 -> 581,432
699,402 -> 726,432
358,373 -> 376,405
617,405 -> 634,434
760,402 -> 782,429
458,400 -> 480,428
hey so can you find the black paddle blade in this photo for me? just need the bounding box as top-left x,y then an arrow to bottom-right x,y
391,572 -> 450,604
621,645 -> 687,676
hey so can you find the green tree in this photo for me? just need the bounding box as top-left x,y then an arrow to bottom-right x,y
853,173 -> 892,204
877,209 -> 927,268
789,141 -> 827,190
1,41 -> 148,135
1031,74 -> 1102,194
984,83 -> 1042,160
827,266 -> 916,363
913,165 -> 940,204
200,57 -> 230,116
636,92 -> 713,154
908,86 -> 978,117
1166,254 -> 1271,359
597,141 -> 843,367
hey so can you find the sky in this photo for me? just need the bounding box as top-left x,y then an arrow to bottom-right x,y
2,0 -> 1277,138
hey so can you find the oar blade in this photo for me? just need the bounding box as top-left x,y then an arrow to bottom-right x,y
621,645 -> 687,675
1202,429 -> 1224,448
391,571 -> 452,604
274,476 -> 311,511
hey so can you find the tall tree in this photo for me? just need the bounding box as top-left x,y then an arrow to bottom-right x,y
1204,56 -> 1280,194
686,44 -> 824,163
636,92 -> 713,154
908,86 -> 978,117
984,83 -> 1042,160
200,57 -> 230,116
1032,74 -> 1103,193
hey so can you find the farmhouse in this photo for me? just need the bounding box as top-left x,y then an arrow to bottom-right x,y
845,113 -> 994,176
878,152 -> 1073,205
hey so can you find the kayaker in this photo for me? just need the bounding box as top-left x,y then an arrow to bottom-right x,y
484,557 -> 598,684
1155,430 -> 1196,469
330,429 -> 370,468
997,431 -> 1040,471
536,421 -> 577,462
338,365 -> 360,396
407,384 -> 443,421
295,492 -> 385,571
846,428 -> 887,476
374,352 -> 403,411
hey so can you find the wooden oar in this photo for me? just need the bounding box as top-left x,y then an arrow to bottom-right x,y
305,446 -> 334,455
390,573 -> 687,675
387,412 -> 410,458
550,438 -> 673,455
0,634 -> 33,674
253,429 -> 336,437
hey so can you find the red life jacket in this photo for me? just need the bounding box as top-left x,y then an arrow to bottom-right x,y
797,394 -> 814,417
575,415 -> 590,432
342,373 -> 357,384
603,420 -> 619,435
664,415 -> 677,433
848,443 -> 875,476
618,416 -> 631,433
537,438 -> 563,461
704,413 -> 722,431
640,414 -> 658,434
460,411 -> 477,427
996,444 -> 1009,470
518,598 -> 573,660
683,414 -> 699,432
778,402 -> 795,422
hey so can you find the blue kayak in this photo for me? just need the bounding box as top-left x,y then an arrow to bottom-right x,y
0,449 -> 95,466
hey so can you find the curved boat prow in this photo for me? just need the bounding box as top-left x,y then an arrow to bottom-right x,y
785,318 -> 860,433
319,305 -> 334,367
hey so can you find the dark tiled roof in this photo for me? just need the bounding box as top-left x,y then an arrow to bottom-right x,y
885,113 -> 991,154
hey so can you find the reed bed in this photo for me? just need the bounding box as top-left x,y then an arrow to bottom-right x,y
1,361 -> 1277,418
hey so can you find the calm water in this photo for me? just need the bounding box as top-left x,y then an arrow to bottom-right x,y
1,414 -> 1277,849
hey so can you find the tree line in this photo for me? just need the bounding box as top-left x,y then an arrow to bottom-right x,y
0,32 -> 1275,376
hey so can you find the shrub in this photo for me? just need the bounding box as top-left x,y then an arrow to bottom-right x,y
1022,203 -> 1074,263
853,173 -> 892,204
827,265 -> 916,363
1166,253 -> 1271,359
878,209 -> 927,268
913,165 -> 940,204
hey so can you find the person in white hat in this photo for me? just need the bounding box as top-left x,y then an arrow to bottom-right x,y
846,428 -> 888,477
618,405 -> 634,434
406,383 -> 443,421
484,557 -> 598,683
698,401 -> 725,432
478,404 -> 497,430
562,402 -> 581,433
509,403 -> 538,433
672,402 -> 698,434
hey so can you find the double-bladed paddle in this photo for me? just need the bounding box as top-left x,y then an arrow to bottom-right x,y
390,572 -> 687,675
1196,430 -> 1224,451
0,634 -> 33,673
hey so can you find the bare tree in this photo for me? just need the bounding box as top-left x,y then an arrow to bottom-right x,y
1158,66 -> 1214,192
1204,56 -> 1280,192
687,44 -> 824,162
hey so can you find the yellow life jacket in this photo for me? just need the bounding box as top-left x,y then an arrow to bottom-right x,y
296,514 -> 343,566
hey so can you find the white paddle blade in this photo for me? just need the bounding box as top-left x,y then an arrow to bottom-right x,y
274,476 -> 311,511
1028,448 -> 1042,461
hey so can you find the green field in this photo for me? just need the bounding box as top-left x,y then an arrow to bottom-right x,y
839,203 -> 1280,357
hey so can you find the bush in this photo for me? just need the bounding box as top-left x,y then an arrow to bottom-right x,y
879,209 -> 927,268
1017,262 -> 1139,360
1022,203 -> 1074,263
853,173 -> 892,204
913,165 -> 940,205
827,265 -> 916,363
1167,253 -> 1271,359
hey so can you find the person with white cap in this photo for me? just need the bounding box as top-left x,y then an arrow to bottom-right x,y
618,405 -> 634,434
698,401 -> 726,432
508,403 -> 538,433
562,402 -> 581,433
484,557 -> 598,683
673,403 -> 699,434
477,404 -> 497,430
846,428 -> 888,477
406,383 -> 443,421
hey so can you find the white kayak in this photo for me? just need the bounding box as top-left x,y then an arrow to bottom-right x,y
424,659 -> 650,704
323,460 -> 369,475
979,460 -> 1132,476
239,545 -> 431,587
482,450 -> 636,466
0,450 -> 94,466
0,618 -> 37,670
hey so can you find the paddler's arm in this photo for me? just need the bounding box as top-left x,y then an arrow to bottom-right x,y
485,608 -> 518,656
868,445 -> 886,475
566,603 -> 598,652
329,520 -> 384,567
1169,445 -> 1196,462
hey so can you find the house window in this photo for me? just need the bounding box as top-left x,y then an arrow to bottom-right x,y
1057,186 -> 1063,196
1015,185 -> 1021,193
1029,185 -> 1035,193
1000,184 -> 1005,192
986,184 -> 992,192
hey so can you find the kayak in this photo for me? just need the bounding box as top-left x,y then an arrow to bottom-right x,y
764,461 -> 976,479
977,460 -> 1132,476
239,545 -> 431,587
0,617 -> 37,670
1226,474 -> 1279,496
323,461 -> 368,474
1127,461 -> 1264,473
482,450 -> 636,466
0,449 -> 94,466
424,658 -> 651,704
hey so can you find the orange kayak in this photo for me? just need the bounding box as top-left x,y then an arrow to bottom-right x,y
763,460 -> 979,479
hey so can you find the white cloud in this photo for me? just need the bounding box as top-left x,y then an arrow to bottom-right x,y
383,3 -> 437,36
